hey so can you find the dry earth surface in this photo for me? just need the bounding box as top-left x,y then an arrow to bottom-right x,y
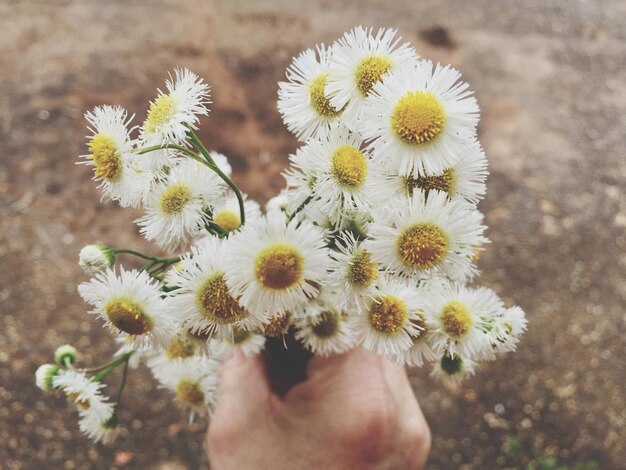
1,0 -> 625,468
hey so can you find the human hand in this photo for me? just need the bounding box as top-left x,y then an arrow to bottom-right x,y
207,347 -> 431,469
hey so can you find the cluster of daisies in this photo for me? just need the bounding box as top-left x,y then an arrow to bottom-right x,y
36,26 -> 526,444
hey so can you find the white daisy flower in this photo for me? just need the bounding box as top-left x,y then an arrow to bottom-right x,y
53,370 -> 114,422
79,244 -> 115,276
225,212 -> 330,316
294,292 -> 355,356
278,44 -> 344,142
261,311 -> 293,337
328,231 -> 379,309
79,413 -> 119,444
82,105 -> 152,207
361,60 -> 479,176
430,352 -> 476,385
307,126 -> 375,225
369,140 -> 488,207
327,26 -> 418,127
141,68 -> 210,146
484,305 -> 527,356
78,267 -> 175,351
210,193 -> 261,234
502,306 -> 527,338
351,279 -> 422,357
165,238 -> 264,340
155,356 -> 219,415
35,364 -> 60,392
136,159 -> 224,251
424,282 -> 503,358
366,191 -> 487,281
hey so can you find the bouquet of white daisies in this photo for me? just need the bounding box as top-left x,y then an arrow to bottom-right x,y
36,26 -> 527,444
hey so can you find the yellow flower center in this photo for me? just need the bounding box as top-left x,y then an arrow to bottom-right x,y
254,244 -> 303,291
68,393 -> 91,411
263,312 -> 291,337
213,210 -> 241,232
175,379 -> 205,408
309,73 -> 342,118
440,301 -> 473,338
368,295 -> 408,335
355,54 -> 393,97
88,134 -> 122,182
103,299 -> 153,336
166,334 -> 196,360
347,248 -> 378,287
403,168 -> 456,197
396,222 -> 449,270
196,273 -> 247,324
331,145 -> 368,189
143,94 -> 176,134
311,310 -> 340,338
391,91 -> 446,144
158,183 -> 193,215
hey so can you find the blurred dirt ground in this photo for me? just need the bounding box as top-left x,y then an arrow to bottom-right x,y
1,0 -> 625,468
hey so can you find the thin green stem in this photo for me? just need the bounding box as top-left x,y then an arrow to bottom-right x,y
205,220 -> 228,237
141,260 -> 158,272
136,144 -> 206,166
78,354 -> 127,374
288,195 -> 314,222
93,355 -> 130,382
115,249 -> 183,266
80,352 -> 131,379
185,128 -> 246,226
114,359 -> 130,405
113,249 -> 155,261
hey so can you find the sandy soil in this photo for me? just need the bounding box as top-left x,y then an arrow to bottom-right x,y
0,0 -> 624,468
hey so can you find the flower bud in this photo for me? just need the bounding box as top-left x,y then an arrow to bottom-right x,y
54,344 -> 78,366
79,244 -> 114,275
35,364 -> 60,392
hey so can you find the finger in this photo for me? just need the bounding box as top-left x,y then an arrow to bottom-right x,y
217,348 -> 271,409
285,348 -> 382,403
306,347 -> 380,378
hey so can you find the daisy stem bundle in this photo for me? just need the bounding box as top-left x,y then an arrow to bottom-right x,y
37,39 -> 529,446
185,127 -> 246,226
81,352 -> 133,379
137,138 -> 247,228
136,144 -> 206,165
